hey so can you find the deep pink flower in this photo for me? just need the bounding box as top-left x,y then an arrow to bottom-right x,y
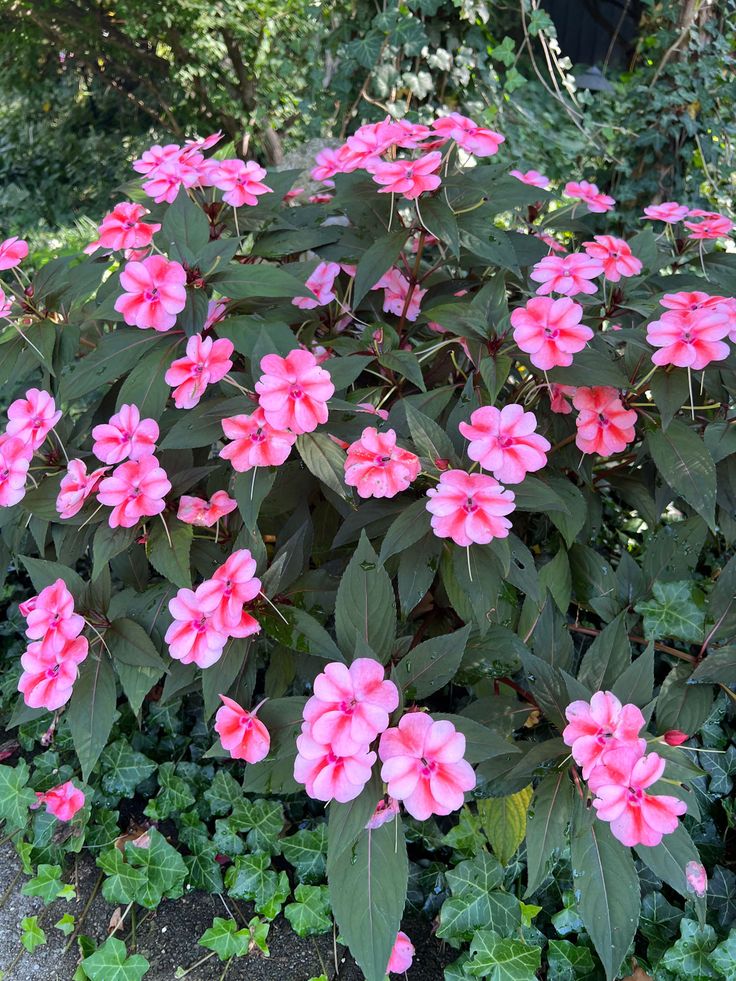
132,143 -> 182,176
663,730 -> 689,746
0,236 -> 29,270
684,213 -> 733,240
141,155 -> 202,203
366,152 -> 442,200
90,202 -> 161,252
459,405 -> 550,484
97,455 -> 171,528
685,861 -> 708,897
379,713 -> 475,820
35,781 -> 85,822
303,658 -> 399,757
344,428 -> 420,499
255,350 -> 335,434
365,796 -> 400,830
212,160 -> 272,207
573,387 -> 637,457
294,724 -> 377,803
115,255 -> 187,332
510,297 -> 592,370
372,268 -> 426,321
583,235 -> 642,282
18,636 -> 89,711
310,147 -> 346,182
530,253 -> 602,296
165,584 -> 230,668
56,459 -> 109,519
549,383 -> 577,414
509,169 -> 549,188
177,490 -> 237,527
387,932 -> 415,975
293,262 -> 341,310
215,695 -> 270,763
92,404 -> 159,464
643,202 -> 689,224
165,335 -> 234,409
426,470 -> 515,547
220,407 -> 296,471
432,113 -> 505,157
646,309 -> 730,370
24,579 -> 84,654
535,232 -> 567,254
0,436 -> 31,507
564,180 -> 615,213
563,691 -> 645,780
660,290 -> 727,314
196,550 -> 261,637
6,388 -> 61,450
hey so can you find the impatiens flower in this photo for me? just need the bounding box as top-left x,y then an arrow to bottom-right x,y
563,180 -> 615,213
89,202 -> 161,252
583,235 -> 642,282
573,387 -> 637,457
56,459 -> 109,519
379,713 -> 475,820
562,691 -> 646,779
293,261 -> 341,310
549,383 -> 577,414
196,549 -> 261,637
177,490 -> 237,527
356,403 -> 389,422
141,154 -> 204,203
92,403 -> 159,464
212,159 -> 272,207
255,350 -> 335,434
426,469 -> 515,547
115,255 -> 187,332
294,724 -> 377,803
510,297 -> 592,370
365,796 -> 400,830
685,861 -> 708,898
18,636 -> 89,711
6,388 -> 61,450
310,146 -> 345,182
303,659 -> 399,757
590,747 -> 687,847
215,695 -> 270,763
509,168 -> 549,188
663,730 -> 689,746
203,298 -> 229,331
344,428 -> 421,499
530,253 -> 602,296
97,455 -> 171,528
366,152 -> 442,200
660,290 -> 728,314
0,436 -> 31,507
164,335 -> 234,409
459,405 -> 550,484
24,579 -> 84,654
220,407 -> 296,471
0,287 -> 12,319
684,212 -> 733,240
165,584 -> 230,668
646,309 -> 730,370
373,268 -> 426,321
387,932 -> 415,975
432,113 -> 505,157
0,236 -> 29,269
535,232 -> 567,254
643,201 -> 689,224
35,781 -> 85,822
132,142 -> 182,176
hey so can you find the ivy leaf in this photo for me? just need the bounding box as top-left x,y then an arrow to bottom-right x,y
711,930 -> 736,981
281,825 -> 328,884
635,580 -> 705,643
437,853 -> 520,943
0,760 -> 38,831
660,919 -> 718,978
97,848 -> 147,905
54,913 -> 76,936
145,762 -> 196,821
198,917 -> 250,960
81,937 -> 150,981
204,770 -> 242,817
123,828 -> 188,908
466,931 -> 541,980
230,798 -> 284,854
100,739 -> 157,797
22,864 -> 66,904
477,786 -> 532,866
546,940 -> 596,981
185,835 -> 224,893
709,866 -> 736,929
284,884 -> 332,937
20,916 -> 47,954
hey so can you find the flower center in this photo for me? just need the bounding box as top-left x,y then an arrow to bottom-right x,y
251,430 -> 266,443
627,787 -> 643,805
239,715 -> 252,729
598,413 -> 609,427
543,326 -> 560,339
498,436 -> 513,449
143,288 -> 159,303
420,757 -> 435,776
338,698 -> 357,715
463,497 -> 478,514
290,386 -> 304,400
374,454 -> 392,467
45,665 -> 60,679
124,220 -> 136,228
682,331 -> 693,342
191,615 -> 208,633
194,362 -> 205,374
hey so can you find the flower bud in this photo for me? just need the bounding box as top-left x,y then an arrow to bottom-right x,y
663,729 -> 689,746
435,458 -> 450,471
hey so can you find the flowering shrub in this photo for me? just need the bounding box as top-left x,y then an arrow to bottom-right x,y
0,119 -> 735,980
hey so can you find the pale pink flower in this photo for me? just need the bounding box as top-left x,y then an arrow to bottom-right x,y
459,404 -> 550,484
215,695 -> 270,763
583,235 -> 642,282
294,724 -> 376,803
684,213 -> 733,240
426,469 -> 515,547
563,691 -> 645,780
97,455 -> 171,528
510,296 -> 592,370
184,131 -> 224,153
646,309 -> 730,370
643,202 -> 689,224
0,236 -> 29,270
56,459 -> 109,519
255,350 -> 335,434
564,180 -> 616,213
18,636 -> 89,711
310,147 -> 346,182
685,861 -> 708,898
164,335 -> 234,409
535,232 -> 567,254
0,436 -> 31,507
6,388 -> 61,450
660,290 -> 728,314
573,387 -> 637,457
344,428 -> 420,499
220,407 -> 296,471
509,169 -> 549,188
92,404 -> 159,464
339,122 -> 398,170
24,579 -> 84,654
141,155 -> 202,203
0,287 -> 12,319
89,202 -> 160,253
115,255 -> 187,332
177,490 -> 237,527
35,781 -> 85,822
365,796 -> 400,830
212,160 -> 272,207
303,659 -> 399,757
165,584 -> 230,668
203,298 -> 229,331
293,262 -> 341,310
530,253 -> 602,296
132,143 -> 182,176
549,384 -> 576,414
387,932 -> 415,975
373,268 -> 426,321
432,113 -> 505,157
366,152 -> 442,200
196,550 -> 261,637
356,403 -> 389,422
379,713 -> 475,820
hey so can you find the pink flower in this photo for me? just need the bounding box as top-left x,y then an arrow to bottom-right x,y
0,287 -> 12,319
90,202 -> 161,252
663,730 -> 689,746
35,781 -> 85,822
684,213 -> 733,240
255,350 -> 335,434
164,335 -> 234,409
212,160 -> 272,207
132,143 -> 182,176
356,403 -> 389,422
56,459 -> 109,519
196,550 -> 261,637
18,636 -> 89,711
583,235 -> 642,282
387,932 -> 415,975
293,262 -> 342,310
426,469 -> 515,547
24,579 -> 84,654
459,405 -> 550,484
6,388 -> 61,450
0,436 -> 31,507
92,404 -> 159,464
530,253 -> 602,296
509,169 -> 549,188
432,113 -> 505,157
310,147 -> 346,182
220,407 -> 296,471
591,748 -> 687,847
203,298 -> 229,331
215,695 -> 270,763
141,156 -> 202,204
563,691 -> 645,780
165,584 -> 230,668
97,455 -> 171,528
294,724 -> 377,803
510,297 -> 592,370
549,384 -> 576,414
563,180 -> 615,213
535,232 -> 567,254
643,202 -> 689,224
115,255 -> 187,332
660,290 -> 727,314
373,268 -> 426,321
573,387 -> 637,457
366,152 -> 442,200
365,796 -> 400,830
303,658 -> 399,757
646,309 -> 730,370
379,713 -> 475,820
685,861 -> 708,898
0,236 -> 29,270
344,428 -> 420,499
177,490 -> 237,527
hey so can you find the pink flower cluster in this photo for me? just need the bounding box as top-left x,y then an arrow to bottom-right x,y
0,235 -> 29,270
573,387 -> 637,456
642,201 -> 733,240
0,389 -> 61,509
563,180 -> 615,214
33,780 -> 85,822
563,692 -> 686,847
646,290 -> 733,369
372,268 -> 426,321
17,580 -> 89,711
510,297 -> 593,370
178,490 -> 237,527
255,349 -> 335,435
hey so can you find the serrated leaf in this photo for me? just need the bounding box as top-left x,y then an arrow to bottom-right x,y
67,653 -> 118,781
525,771 -> 573,897
147,520 -> 192,589
353,229 -> 408,306
296,432 -> 351,501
